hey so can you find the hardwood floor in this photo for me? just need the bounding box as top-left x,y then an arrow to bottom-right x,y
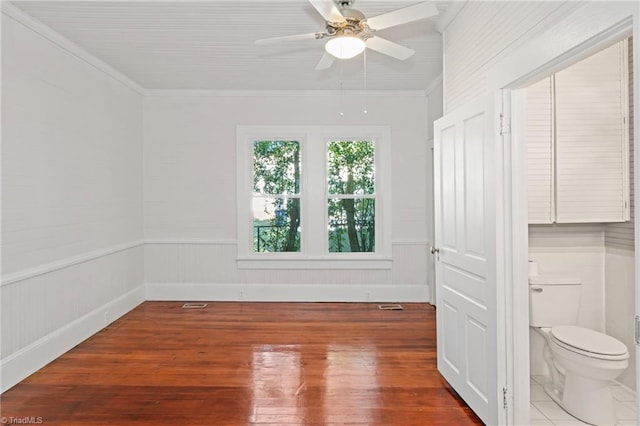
1,302 -> 483,425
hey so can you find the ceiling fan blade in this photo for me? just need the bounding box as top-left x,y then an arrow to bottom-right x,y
366,2 -> 438,30
366,36 -> 415,60
309,0 -> 346,23
315,52 -> 336,70
255,32 -> 322,46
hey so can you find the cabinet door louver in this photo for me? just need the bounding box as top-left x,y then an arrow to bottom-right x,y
554,42 -> 629,223
526,77 -> 554,224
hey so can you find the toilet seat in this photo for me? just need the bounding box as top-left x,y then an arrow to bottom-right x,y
550,325 -> 629,360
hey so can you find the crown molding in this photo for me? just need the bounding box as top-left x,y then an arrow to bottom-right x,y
143,89 -> 428,98
435,1 -> 467,34
424,73 -> 443,96
2,2 -> 145,95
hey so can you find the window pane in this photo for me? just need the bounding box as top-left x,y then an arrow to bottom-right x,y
328,198 -> 375,252
253,140 -> 301,195
327,141 -> 374,195
253,197 -> 301,252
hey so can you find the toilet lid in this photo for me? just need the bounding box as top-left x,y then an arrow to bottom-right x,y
550,325 -> 628,357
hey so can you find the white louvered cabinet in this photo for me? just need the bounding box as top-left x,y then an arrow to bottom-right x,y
526,77 -> 555,223
526,40 -> 629,224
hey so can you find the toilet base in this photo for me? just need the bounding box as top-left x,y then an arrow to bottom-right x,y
544,375 -> 617,426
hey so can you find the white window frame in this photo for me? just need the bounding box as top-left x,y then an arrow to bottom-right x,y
236,125 -> 392,269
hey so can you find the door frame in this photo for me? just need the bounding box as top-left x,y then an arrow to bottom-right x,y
484,3 -> 639,424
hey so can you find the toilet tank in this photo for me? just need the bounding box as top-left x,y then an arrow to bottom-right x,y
529,275 -> 581,327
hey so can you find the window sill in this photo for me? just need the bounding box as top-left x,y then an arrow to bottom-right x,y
237,256 -> 393,270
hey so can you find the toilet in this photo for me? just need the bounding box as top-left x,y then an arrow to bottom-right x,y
529,274 -> 629,426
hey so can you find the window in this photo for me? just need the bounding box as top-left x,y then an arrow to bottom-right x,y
327,140 -> 376,253
252,140 -> 301,252
237,126 -> 391,269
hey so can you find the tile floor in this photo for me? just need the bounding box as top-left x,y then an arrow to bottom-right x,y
530,375 -> 638,425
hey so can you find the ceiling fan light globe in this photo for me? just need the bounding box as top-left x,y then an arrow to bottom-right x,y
325,36 -> 365,59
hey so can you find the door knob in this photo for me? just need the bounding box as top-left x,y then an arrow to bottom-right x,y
430,246 -> 439,254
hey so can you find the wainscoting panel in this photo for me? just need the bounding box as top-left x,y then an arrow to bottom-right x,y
0,245 -> 144,391
144,240 -> 430,302
145,283 -> 428,303
144,240 -> 238,284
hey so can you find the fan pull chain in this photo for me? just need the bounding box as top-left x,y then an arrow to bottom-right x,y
339,60 -> 345,117
363,49 -> 368,114
339,81 -> 344,117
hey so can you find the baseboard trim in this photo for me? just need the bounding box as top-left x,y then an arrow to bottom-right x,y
146,282 -> 429,302
0,285 -> 145,392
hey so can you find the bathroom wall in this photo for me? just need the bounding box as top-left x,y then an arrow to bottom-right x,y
605,248 -> 635,389
605,36 -> 635,390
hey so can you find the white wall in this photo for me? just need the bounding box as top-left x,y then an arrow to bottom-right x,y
427,78 -> 443,141
443,1 -> 575,113
1,9 -> 145,390
143,92 -> 431,301
425,79 -> 442,301
606,248 -> 636,389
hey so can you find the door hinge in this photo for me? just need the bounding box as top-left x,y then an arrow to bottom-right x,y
500,113 -> 511,135
635,316 -> 640,345
502,387 -> 508,410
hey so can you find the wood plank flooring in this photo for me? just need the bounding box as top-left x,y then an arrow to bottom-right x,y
1,302 -> 483,425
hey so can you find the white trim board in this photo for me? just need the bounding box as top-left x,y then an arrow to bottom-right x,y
0,285 -> 145,392
144,238 -> 429,246
144,89 -> 427,98
487,3 -> 636,92
146,282 -> 430,303
144,238 -> 237,245
1,240 -> 145,287
527,246 -> 606,254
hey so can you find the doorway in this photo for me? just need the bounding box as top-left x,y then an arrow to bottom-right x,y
521,38 -> 636,425
502,22 -> 639,425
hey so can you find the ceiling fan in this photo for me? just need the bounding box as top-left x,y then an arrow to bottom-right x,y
255,0 -> 439,70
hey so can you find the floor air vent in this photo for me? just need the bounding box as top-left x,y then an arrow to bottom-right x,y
182,303 -> 208,309
378,304 -> 403,310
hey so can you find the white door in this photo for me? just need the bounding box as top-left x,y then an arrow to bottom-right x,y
433,94 -> 504,425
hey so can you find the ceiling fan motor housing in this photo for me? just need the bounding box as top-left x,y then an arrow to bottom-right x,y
341,8 -> 365,21
326,7 -> 370,39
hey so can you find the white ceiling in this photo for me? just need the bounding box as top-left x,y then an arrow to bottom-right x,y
10,0 -> 449,91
